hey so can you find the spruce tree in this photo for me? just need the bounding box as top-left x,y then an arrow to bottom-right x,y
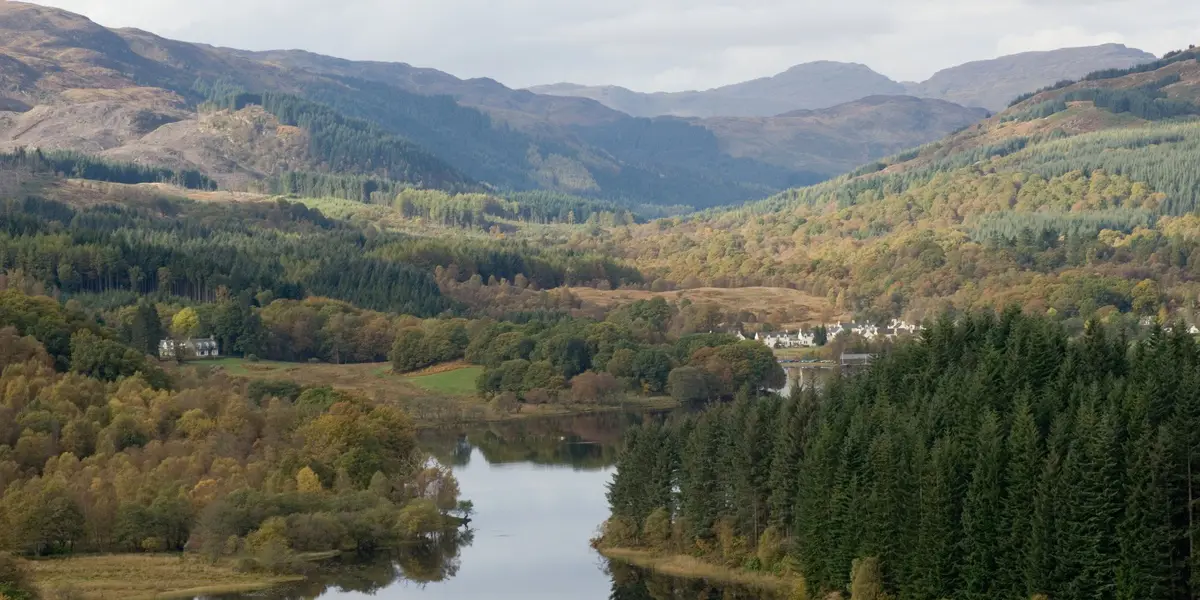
1116,422 -> 1174,600
960,411 -> 1004,600
999,394 -> 1042,598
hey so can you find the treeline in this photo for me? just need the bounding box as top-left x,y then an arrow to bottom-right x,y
384,297 -> 783,409
373,237 -> 643,290
263,174 -> 639,227
203,92 -> 471,190
0,195 -> 449,316
0,289 -> 465,562
972,209 -> 1155,244
603,310 -> 1200,600
266,171 -> 405,203
1008,46 -> 1199,107
394,188 -> 636,227
0,290 -> 166,384
1061,75 -> 1199,121
1084,46 -> 1200,82
0,149 -> 216,190
1000,99 -> 1068,123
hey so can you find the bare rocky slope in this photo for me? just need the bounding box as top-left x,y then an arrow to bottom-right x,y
0,1 -> 987,207
905,43 -> 1157,111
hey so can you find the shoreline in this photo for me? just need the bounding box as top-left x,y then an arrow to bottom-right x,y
416,396 -> 682,429
598,547 -> 806,597
28,553 -> 308,600
193,358 -> 681,427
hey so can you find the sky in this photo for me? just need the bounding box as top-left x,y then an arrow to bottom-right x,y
27,0 -> 1200,92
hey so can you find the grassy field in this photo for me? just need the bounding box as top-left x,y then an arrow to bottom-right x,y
28,554 -> 301,600
406,366 -> 484,396
599,548 -> 806,597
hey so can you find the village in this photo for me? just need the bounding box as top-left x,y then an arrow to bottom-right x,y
736,319 -> 923,349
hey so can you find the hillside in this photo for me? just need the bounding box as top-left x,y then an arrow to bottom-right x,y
700,95 -> 990,175
906,43 -> 1157,111
530,45 -> 1156,117
575,48 -> 1200,327
530,62 -> 905,118
0,1 -> 989,211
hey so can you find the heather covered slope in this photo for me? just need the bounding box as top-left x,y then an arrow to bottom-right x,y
0,1 -> 989,209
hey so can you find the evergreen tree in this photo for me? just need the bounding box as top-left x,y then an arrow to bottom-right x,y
960,411 -> 1004,600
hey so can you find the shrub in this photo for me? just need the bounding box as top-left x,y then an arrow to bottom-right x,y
850,557 -> 884,600
0,554 -> 37,600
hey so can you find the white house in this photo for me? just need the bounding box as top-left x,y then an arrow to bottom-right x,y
159,338 -> 220,360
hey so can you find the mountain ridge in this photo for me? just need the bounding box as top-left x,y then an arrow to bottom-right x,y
529,44 -> 1158,116
0,0 -> 988,210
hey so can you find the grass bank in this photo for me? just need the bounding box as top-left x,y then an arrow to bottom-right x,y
194,359 -> 679,426
28,554 -> 303,600
599,547 -> 806,598
406,364 -> 484,396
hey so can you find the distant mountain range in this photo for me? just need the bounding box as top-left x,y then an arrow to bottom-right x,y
530,44 -> 1157,116
0,2 -> 1153,210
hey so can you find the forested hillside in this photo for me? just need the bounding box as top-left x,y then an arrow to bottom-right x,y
0,184 -> 646,318
0,287 -> 467,563
582,48 -> 1200,328
602,310 -> 1200,600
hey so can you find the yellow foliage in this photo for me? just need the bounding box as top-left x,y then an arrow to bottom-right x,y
245,517 -> 289,553
171,307 -> 200,338
296,467 -> 323,494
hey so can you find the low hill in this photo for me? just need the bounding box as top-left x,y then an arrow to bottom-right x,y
531,45 -> 1156,117
583,48 -> 1200,326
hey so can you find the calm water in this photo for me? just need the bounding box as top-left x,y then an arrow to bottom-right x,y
220,412 -> 780,600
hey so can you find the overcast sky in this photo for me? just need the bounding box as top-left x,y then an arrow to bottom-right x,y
28,0 -> 1200,92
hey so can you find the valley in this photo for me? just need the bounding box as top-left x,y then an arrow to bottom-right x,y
1,2 -> 1200,600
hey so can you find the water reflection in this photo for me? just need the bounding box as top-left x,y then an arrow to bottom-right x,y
419,410 -> 650,470
608,560 -> 787,600
216,411 -> 774,600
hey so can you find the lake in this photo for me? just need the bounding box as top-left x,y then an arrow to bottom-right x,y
217,412 -> 781,600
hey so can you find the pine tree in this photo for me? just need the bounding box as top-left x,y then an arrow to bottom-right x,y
1116,422 -> 1174,600
999,394 -> 1042,598
906,437 -> 962,600
1057,398 -> 1121,600
960,411 -> 1004,600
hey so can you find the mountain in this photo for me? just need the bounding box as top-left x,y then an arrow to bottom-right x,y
698,95 -> 990,175
530,45 -> 1157,117
600,47 -> 1200,323
530,62 -> 906,118
0,1 -> 990,211
906,43 -> 1157,110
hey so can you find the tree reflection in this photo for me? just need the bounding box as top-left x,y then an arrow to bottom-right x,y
420,410 -> 672,470
215,528 -> 474,600
606,558 -> 785,600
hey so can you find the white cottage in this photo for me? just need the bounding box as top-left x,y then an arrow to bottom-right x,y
159,338 -> 220,360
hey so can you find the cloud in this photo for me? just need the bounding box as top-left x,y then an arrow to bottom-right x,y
25,0 -> 1200,92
